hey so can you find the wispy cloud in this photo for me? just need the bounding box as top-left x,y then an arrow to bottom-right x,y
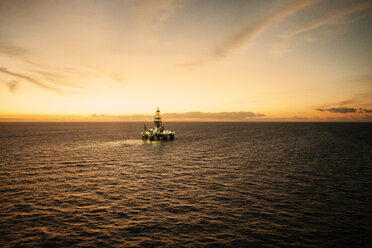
33,70 -> 67,82
316,107 -> 372,113
187,0 -> 320,65
339,92 -> 372,106
31,70 -> 89,90
0,40 -> 97,92
0,67 -> 61,93
27,59 -> 125,87
271,1 -> 372,56
283,0 -> 372,39
0,40 -> 27,57
213,1 -> 319,57
6,80 -> 19,93
131,0 -> 187,44
2,56 -> 122,94
163,111 -> 265,120
315,91 -> 372,114
3,112 -> 371,122
91,111 -> 265,121
0,67 -> 82,94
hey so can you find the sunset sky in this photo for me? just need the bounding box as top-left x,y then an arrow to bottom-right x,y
0,0 -> 371,121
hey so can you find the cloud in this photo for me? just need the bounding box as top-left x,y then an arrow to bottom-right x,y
316,107 -> 357,113
31,70 -> 89,90
317,91 -> 372,111
316,107 -> 372,113
33,70 -> 67,82
283,1 -> 372,39
27,58 -> 124,88
359,108 -> 372,113
25,59 -> 89,77
0,67 -> 80,94
2,54 -> 120,94
6,80 -> 19,93
4,112 -> 371,122
130,0 -> 187,44
272,1 -> 372,56
163,111 -> 264,120
338,99 -> 358,106
91,111 -> 265,121
339,92 -> 372,106
187,0 -> 320,65
0,40 -> 27,57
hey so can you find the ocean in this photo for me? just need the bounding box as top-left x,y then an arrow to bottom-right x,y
0,122 -> 371,247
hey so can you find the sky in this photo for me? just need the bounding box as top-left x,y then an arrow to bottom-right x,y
0,0 -> 371,121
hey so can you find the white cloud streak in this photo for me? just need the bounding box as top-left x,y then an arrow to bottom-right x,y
187,0 -> 321,65
283,0 -> 372,39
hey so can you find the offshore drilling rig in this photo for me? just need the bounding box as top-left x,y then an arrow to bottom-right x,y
141,107 -> 175,141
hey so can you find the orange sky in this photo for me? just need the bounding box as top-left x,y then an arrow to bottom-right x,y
0,0 -> 371,122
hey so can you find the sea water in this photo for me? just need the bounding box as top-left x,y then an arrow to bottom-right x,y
0,122 -> 371,247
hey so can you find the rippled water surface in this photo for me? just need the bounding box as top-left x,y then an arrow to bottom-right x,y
0,122 -> 371,247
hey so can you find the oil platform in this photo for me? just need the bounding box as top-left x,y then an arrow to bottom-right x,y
141,107 -> 175,141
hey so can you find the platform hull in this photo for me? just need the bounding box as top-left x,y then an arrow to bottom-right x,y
142,133 -> 174,141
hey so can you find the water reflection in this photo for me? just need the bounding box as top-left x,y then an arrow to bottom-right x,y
0,122 -> 371,247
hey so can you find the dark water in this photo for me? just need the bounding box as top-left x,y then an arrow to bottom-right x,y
0,122 -> 371,247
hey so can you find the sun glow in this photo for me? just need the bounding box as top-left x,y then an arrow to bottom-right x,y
0,0 -> 371,121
